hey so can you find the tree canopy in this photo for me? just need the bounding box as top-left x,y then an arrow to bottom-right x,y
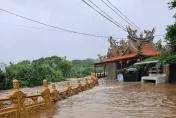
0,56 -> 99,89
168,0 -> 176,10
165,0 -> 176,52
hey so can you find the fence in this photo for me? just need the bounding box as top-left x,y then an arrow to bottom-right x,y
96,72 -> 107,78
0,73 -> 98,118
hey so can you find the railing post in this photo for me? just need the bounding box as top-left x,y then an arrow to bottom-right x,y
65,81 -> 72,96
50,83 -> 59,103
0,74 -> 98,118
91,73 -> 98,85
8,79 -> 27,118
90,76 -> 95,88
41,80 -> 51,108
77,79 -> 82,92
84,78 -> 89,89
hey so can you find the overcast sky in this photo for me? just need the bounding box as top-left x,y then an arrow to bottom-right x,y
0,0 -> 175,64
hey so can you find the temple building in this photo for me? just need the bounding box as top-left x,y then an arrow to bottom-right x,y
94,26 -> 162,79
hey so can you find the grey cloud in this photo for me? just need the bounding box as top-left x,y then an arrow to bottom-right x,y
0,0 -> 174,64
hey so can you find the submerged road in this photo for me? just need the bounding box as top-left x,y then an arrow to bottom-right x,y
30,78 -> 176,118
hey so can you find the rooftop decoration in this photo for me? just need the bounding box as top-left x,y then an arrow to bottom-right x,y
97,54 -> 106,61
127,26 -> 155,41
96,26 -> 163,64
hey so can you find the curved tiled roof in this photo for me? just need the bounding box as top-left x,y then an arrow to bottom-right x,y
96,32 -> 160,65
141,44 -> 160,56
122,46 -> 138,56
95,53 -> 138,65
95,44 -> 160,65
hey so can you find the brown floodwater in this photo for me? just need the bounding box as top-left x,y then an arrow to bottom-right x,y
0,79 -> 83,97
7,78 -> 176,118
28,78 -> 176,118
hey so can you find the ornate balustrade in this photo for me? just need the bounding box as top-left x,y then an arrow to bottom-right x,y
96,72 -> 107,78
0,74 -> 98,118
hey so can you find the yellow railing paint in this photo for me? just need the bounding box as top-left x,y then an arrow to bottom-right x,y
0,73 -> 98,118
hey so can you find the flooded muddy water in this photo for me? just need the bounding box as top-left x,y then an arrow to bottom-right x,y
0,80 -> 82,97
21,79 -> 176,117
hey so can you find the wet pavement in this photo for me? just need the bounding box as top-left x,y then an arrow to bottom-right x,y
25,78 -> 176,118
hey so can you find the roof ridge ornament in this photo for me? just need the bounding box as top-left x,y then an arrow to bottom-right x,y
127,26 -> 155,41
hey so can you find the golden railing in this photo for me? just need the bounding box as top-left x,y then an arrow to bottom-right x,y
0,73 -> 98,118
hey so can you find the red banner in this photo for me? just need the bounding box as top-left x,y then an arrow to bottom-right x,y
164,67 -> 168,74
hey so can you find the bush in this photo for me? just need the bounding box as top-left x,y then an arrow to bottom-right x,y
3,56 -> 96,89
52,70 -> 63,82
70,59 -> 95,78
164,53 -> 176,64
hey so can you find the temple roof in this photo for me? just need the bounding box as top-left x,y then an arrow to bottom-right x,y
95,53 -> 138,65
141,44 -> 160,56
96,26 -> 161,64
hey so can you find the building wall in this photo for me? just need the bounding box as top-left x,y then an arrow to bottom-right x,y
106,62 -> 117,79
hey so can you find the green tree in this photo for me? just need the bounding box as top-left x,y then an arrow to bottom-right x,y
59,60 -> 72,78
165,0 -> 176,52
71,58 -> 96,78
17,60 -> 31,65
3,56 -> 97,89
168,0 -> 176,10
165,24 -> 176,52
4,56 -> 67,88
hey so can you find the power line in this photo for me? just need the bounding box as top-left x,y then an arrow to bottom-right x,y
113,34 -> 166,40
154,33 -> 165,37
81,0 -> 127,32
0,9 -> 125,39
105,0 -> 142,32
0,21 -> 65,32
87,0 -> 126,30
0,20 -> 165,40
0,21 -> 127,40
0,9 -> 164,40
101,0 -> 142,32
0,20 -> 166,39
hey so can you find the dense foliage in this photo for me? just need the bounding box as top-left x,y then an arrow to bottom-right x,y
142,54 -> 168,62
165,24 -> 176,52
0,56 -> 99,89
71,58 -> 103,78
168,0 -> 176,10
165,0 -> 176,52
